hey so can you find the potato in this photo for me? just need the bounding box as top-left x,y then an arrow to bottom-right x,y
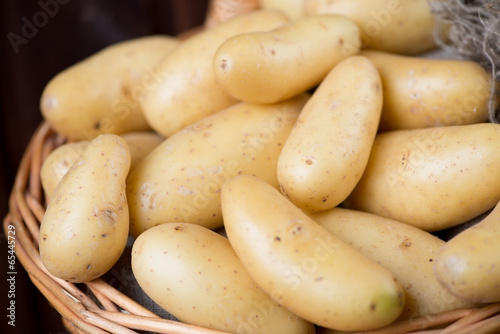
39,134 -> 131,283
360,50 -> 493,131
344,123 -> 500,232
40,140 -> 90,201
131,223 -> 315,334
277,56 -> 382,212
120,131 -> 164,172
127,94 -> 309,237
213,14 -> 360,104
141,9 -> 289,137
434,200 -> 500,303
309,207 -> 477,320
260,0 -> 306,19
221,175 -> 405,331
304,0 -> 437,55
40,35 -> 180,141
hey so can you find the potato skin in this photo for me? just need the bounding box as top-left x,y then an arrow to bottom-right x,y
40,35 -> 179,141
222,175 -> 405,331
434,200 -> 500,303
131,223 -> 315,334
277,56 -> 382,211
40,140 -> 90,201
127,94 -> 309,237
213,14 -> 360,104
361,50 -> 492,131
305,0 -> 437,55
141,9 -> 289,138
120,131 -> 164,172
309,207 -> 477,320
39,134 -> 131,283
345,123 -> 500,231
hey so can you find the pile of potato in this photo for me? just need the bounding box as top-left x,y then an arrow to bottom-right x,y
37,1 -> 500,333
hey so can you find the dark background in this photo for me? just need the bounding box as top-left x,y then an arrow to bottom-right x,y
1,1 -> 209,333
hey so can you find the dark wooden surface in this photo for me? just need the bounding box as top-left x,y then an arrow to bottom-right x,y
1,1 -> 208,333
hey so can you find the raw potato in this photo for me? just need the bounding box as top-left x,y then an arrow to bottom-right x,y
277,56 -> 382,211
141,9 -> 289,137
39,134 -> 131,283
127,94 -> 309,237
213,14 -> 361,104
345,123 -> 500,232
40,140 -> 90,201
260,0 -> 306,19
40,35 -> 180,141
304,0 -> 437,55
131,223 -> 315,334
309,207 -> 477,320
361,50 -> 493,131
120,131 -> 164,172
222,175 -> 405,331
434,200 -> 500,303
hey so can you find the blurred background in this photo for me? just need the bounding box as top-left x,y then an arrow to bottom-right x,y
1,1 -> 209,333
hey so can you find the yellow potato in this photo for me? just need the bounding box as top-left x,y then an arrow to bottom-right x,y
40,140 -> 90,201
309,207 -> 477,320
131,223 -> 315,334
127,94 -> 309,237
40,35 -> 180,141
39,134 -> 131,283
213,14 -> 360,104
141,9 -> 289,137
304,0 -> 437,55
360,50 -> 493,131
260,0 -> 306,19
434,200 -> 500,303
221,175 -> 405,331
277,56 -> 382,211
120,131 -> 164,172
345,123 -> 500,232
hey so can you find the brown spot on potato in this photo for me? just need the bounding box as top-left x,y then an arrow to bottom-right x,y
305,159 -> 313,165
400,237 -> 412,249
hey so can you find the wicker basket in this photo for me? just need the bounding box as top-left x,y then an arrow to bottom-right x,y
6,122 -> 500,334
5,1 -> 500,333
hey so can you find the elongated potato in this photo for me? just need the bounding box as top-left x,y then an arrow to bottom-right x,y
434,200 -> 500,303
141,9 -> 289,137
41,35 -> 180,140
345,123 -> 500,231
127,94 -> 309,237
213,14 -> 360,104
222,175 -> 405,331
305,0 -> 437,55
277,56 -> 382,211
39,134 -> 131,283
309,207 -> 477,320
40,140 -> 90,201
360,50 -> 492,131
131,223 -> 315,334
